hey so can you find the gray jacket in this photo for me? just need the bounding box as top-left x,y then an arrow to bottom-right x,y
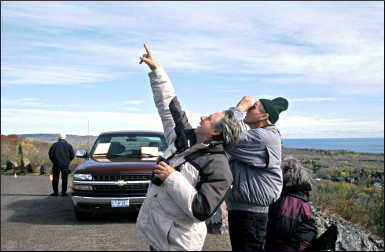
136,67 -> 233,251
225,107 -> 283,213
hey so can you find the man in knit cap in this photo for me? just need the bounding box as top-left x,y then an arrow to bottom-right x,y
225,96 -> 289,251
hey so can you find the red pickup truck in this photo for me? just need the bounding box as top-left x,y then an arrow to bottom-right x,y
71,130 -> 166,220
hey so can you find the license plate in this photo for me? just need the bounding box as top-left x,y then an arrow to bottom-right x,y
111,199 -> 129,208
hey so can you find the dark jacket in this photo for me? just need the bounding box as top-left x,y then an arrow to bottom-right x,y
266,183 -> 317,251
48,139 -> 75,169
168,94 -> 233,221
185,136 -> 233,221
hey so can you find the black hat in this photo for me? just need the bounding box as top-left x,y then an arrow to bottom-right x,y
259,97 -> 288,124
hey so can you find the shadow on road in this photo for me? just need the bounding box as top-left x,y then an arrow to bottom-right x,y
5,194 -> 139,225
2,193 -> 53,197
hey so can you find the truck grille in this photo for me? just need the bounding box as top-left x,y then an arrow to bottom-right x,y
93,174 -> 150,182
92,174 -> 151,193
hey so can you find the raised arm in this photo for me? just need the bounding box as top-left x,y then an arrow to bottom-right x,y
236,96 -> 255,113
227,96 -> 255,133
227,96 -> 269,166
139,43 -> 177,146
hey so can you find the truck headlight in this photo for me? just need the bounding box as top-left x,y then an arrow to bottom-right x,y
73,174 -> 93,181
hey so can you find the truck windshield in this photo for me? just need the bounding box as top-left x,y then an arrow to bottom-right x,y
90,134 -> 167,158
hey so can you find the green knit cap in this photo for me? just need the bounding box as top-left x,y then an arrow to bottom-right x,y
259,97 -> 289,124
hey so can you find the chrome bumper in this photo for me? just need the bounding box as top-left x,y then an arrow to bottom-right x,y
71,179 -> 150,207
73,180 -> 151,186
71,195 -> 146,207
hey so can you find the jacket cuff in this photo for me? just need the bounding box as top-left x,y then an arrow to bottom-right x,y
228,107 -> 246,121
148,67 -> 165,80
163,170 -> 179,185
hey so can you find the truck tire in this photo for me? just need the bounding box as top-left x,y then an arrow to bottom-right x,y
74,207 -> 90,221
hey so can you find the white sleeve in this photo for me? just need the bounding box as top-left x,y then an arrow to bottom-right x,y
163,171 -> 200,222
149,67 -> 177,146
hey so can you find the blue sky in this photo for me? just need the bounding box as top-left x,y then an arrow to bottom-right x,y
1,1 -> 384,138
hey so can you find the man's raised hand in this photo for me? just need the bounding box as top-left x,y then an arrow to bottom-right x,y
139,43 -> 158,70
237,96 -> 255,112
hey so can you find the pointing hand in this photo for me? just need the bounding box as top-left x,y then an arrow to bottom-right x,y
139,43 -> 159,70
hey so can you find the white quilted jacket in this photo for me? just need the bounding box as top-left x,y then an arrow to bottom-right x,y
136,67 -> 207,251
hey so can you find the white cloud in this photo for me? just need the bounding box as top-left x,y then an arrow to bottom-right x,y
1,2 -> 383,138
2,2 -> 383,93
120,100 -> 145,105
1,106 -> 383,138
2,66 -> 113,85
277,113 -> 384,138
290,97 -> 335,102
1,98 -> 44,107
2,2 -> 130,30
1,108 -> 164,135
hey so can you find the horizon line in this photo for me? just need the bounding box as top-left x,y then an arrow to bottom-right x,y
2,133 -> 384,140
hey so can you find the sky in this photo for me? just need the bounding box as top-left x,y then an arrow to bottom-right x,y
1,1 -> 384,139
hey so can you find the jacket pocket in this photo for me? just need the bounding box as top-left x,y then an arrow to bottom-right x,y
156,191 -> 186,219
167,221 -> 206,250
151,201 -> 174,250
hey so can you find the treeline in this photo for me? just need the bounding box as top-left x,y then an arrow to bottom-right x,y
1,134 -> 92,173
283,147 -> 384,185
312,180 -> 383,238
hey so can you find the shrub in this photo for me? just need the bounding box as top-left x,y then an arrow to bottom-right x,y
312,180 -> 384,237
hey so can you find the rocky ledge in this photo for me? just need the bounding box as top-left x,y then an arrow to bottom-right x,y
206,203 -> 384,251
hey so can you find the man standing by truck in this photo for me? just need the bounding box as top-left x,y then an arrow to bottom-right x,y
48,133 -> 75,196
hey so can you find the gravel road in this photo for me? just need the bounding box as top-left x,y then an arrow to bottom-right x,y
1,175 -> 231,251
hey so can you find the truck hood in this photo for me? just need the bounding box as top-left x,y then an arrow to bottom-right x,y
74,156 -> 157,174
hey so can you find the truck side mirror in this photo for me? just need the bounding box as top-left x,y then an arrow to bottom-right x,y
76,149 -> 88,158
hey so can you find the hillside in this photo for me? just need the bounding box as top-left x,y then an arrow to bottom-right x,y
17,134 -> 97,146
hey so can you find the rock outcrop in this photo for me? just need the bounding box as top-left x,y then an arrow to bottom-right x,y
6,160 -> 18,170
206,203 -> 384,251
312,207 -> 384,251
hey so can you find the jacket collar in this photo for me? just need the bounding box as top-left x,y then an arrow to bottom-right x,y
286,191 -> 309,202
184,128 -> 225,153
283,183 -> 312,202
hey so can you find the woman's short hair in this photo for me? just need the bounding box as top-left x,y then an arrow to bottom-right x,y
213,110 -> 242,150
282,156 -> 312,188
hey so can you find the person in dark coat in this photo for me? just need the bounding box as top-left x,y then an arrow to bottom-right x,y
48,133 -> 75,196
265,157 -> 317,252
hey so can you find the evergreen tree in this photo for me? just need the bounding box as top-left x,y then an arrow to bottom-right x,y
18,143 -> 24,173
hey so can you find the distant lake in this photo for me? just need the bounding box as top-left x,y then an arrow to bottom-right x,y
282,138 -> 384,154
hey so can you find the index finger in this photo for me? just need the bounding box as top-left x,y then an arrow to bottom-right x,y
143,43 -> 152,56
